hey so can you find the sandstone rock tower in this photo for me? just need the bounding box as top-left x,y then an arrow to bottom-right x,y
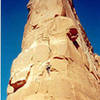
7,0 -> 100,100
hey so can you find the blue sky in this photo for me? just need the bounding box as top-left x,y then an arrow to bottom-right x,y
1,0 -> 100,100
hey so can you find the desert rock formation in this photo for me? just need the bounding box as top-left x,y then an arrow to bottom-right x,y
7,0 -> 100,100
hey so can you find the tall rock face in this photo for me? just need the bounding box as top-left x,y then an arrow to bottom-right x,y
7,0 -> 100,100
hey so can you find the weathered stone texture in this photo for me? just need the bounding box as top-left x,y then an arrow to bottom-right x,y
7,0 -> 100,100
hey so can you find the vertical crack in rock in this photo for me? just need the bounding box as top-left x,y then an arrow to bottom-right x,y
40,32 -> 52,75
46,37 -> 52,75
48,37 -> 52,60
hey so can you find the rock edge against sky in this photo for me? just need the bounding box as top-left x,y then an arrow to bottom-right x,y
7,0 -> 100,100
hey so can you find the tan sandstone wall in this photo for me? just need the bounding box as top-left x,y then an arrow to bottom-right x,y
7,0 -> 100,100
